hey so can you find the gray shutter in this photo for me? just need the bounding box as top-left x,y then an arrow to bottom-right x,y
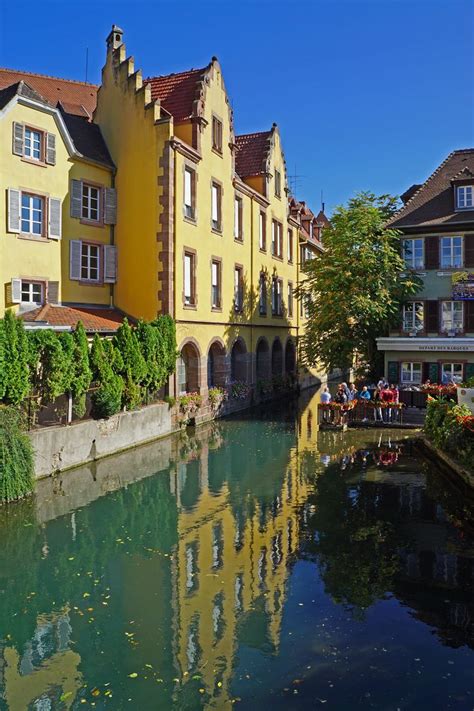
48,197 -> 62,239
8,188 -> 21,233
12,122 -> 24,156
103,245 -> 117,283
70,240 -> 82,280
11,278 -> 22,304
104,187 -> 117,225
48,281 -> 59,304
70,179 -> 82,218
46,133 -> 56,165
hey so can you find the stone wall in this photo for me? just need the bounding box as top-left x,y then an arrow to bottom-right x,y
29,402 -> 174,479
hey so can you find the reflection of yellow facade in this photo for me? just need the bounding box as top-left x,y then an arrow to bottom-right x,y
2,611 -> 82,711
172,440 -> 310,707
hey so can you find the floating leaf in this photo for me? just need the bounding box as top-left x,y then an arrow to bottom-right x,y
60,692 -> 73,701
128,673 -> 138,678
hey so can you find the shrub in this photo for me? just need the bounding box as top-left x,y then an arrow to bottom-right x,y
113,319 -> 146,408
208,386 -> 228,410
71,322 -> 92,416
0,406 -> 34,503
91,383 -> 123,419
1,311 -> 30,404
230,381 -> 251,400
90,335 -> 123,419
424,397 -> 474,470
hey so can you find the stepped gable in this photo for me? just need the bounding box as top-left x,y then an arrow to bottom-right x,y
143,66 -> 208,121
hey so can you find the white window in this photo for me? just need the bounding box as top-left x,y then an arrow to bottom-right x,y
24,127 -> 42,161
184,253 -> 195,305
234,196 -> 242,240
212,116 -> 223,153
272,278 -> 282,315
211,260 -> 221,308
82,184 -> 100,221
403,302 -> 424,332
21,194 -> 44,235
401,362 -> 422,384
441,363 -> 463,384
403,238 -> 424,269
287,228 -> 293,262
457,186 -> 473,209
211,182 -> 221,230
441,236 -> 463,268
81,243 -> 100,281
21,281 -> 43,305
259,212 -> 266,250
441,301 -> 463,332
184,168 -> 194,219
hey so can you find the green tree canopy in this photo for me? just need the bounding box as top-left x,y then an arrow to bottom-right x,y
298,192 -> 422,376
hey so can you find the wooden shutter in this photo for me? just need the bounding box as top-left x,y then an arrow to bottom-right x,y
104,245 -> 117,283
70,179 -> 82,218
465,363 -> 474,383
46,133 -> 56,165
48,197 -> 62,239
426,300 -> 439,332
48,281 -> 59,304
387,361 -> 399,383
465,301 -> 474,333
104,187 -> 117,224
9,278 -> 22,304
70,240 -> 82,280
12,122 -> 24,156
465,234 -> 474,269
425,236 -> 440,269
7,188 -> 21,233
423,362 -> 439,383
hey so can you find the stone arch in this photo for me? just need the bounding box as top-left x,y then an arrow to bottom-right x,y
256,337 -> 271,380
285,338 -> 296,375
177,338 -> 202,394
230,337 -> 248,382
207,338 -> 228,388
271,338 -> 283,377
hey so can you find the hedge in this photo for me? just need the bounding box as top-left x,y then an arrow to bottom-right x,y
424,397 -> 474,471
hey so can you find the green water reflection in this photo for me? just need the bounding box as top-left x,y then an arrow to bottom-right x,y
1,390 -> 474,710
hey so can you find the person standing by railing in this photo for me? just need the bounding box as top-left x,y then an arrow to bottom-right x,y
320,386 -> 332,423
373,387 -> 383,423
359,385 -> 371,422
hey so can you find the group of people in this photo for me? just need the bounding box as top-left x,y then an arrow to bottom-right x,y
320,379 -> 401,424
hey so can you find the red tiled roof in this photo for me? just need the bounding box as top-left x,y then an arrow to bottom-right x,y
20,305 -> 124,332
144,67 -> 207,121
0,68 -> 97,117
388,149 -> 474,230
315,209 -> 330,227
235,131 -> 271,178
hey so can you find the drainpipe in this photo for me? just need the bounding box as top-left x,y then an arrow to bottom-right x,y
109,170 -> 116,308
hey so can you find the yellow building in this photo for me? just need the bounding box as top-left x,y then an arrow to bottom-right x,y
0,24 -> 328,392
0,69 -> 121,334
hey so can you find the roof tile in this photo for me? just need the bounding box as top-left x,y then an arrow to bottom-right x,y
235,131 -> 271,178
20,305 -> 124,332
144,67 -> 207,121
0,68 -> 97,116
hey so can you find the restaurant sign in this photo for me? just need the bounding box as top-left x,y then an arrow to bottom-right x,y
452,272 -> 474,300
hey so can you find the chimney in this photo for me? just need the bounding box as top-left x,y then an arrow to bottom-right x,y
106,25 -> 124,52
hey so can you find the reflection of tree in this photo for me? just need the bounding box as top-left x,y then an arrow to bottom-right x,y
300,456 -> 404,617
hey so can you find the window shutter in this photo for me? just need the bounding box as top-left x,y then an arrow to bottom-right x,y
70,240 -> 82,280
48,197 -> 62,239
465,234 -> 474,269
104,245 -> 117,283
104,187 -> 117,224
10,278 -> 22,304
426,300 -> 439,332
387,361 -> 399,383
7,188 -> 21,233
465,301 -> 474,333
46,133 -> 56,165
425,236 -> 440,269
48,281 -> 60,304
465,363 -> 474,382
12,122 -> 24,156
70,179 -> 82,218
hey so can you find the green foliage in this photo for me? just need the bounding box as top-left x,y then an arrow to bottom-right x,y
113,319 -> 146,408
136,320 -> 167,393
71,322 -> 92,401
425,398 -> 474,470
89,334 -> 123,419
28,329 -> 74,403
297,192 -> 423,375
0,406 -> 34,502
1,311 -> 30,404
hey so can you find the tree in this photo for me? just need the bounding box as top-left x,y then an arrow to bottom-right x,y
71,322 -> 92,417
2,311 -> 31,404
297,192 -> 422,376
90,334 -> 123,418
113,319 -> 146,409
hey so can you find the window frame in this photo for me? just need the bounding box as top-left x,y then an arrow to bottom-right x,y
23,125 -> 45,163
234,195 -> 243,242
211,180 -> 222,232
287,281 -> 294,317
400,361 -> 422,384
274,169 -> 281,198
81,182 -> 102,225
440,236 -> 463,269
20,279 -> 44,306
456,185 -> 473,210
440,300 -> 464,333
440,362 -> 464,384
271,219 -> 283,258
403,238 -> 424,270
20,192 -> 46,237
183,166 -> 196,221
234,265 -> 244,313
259,211 -> 267,251
212,115 -> 223,154
183,249 -> 197,307
259,271 -> 267,316
287,228 -> 294,263
272,277 -> 283,316
80,242 -> 101,283
211,258 -> 222,310
402,301 -> 424,332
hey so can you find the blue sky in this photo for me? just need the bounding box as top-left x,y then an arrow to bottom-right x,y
1,0 -> 472,213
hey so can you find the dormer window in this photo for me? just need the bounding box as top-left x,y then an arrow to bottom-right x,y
24,127 -> 43,161
457,185 -> 473,209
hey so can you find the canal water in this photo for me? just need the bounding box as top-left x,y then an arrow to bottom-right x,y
1,391 -> 474,711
